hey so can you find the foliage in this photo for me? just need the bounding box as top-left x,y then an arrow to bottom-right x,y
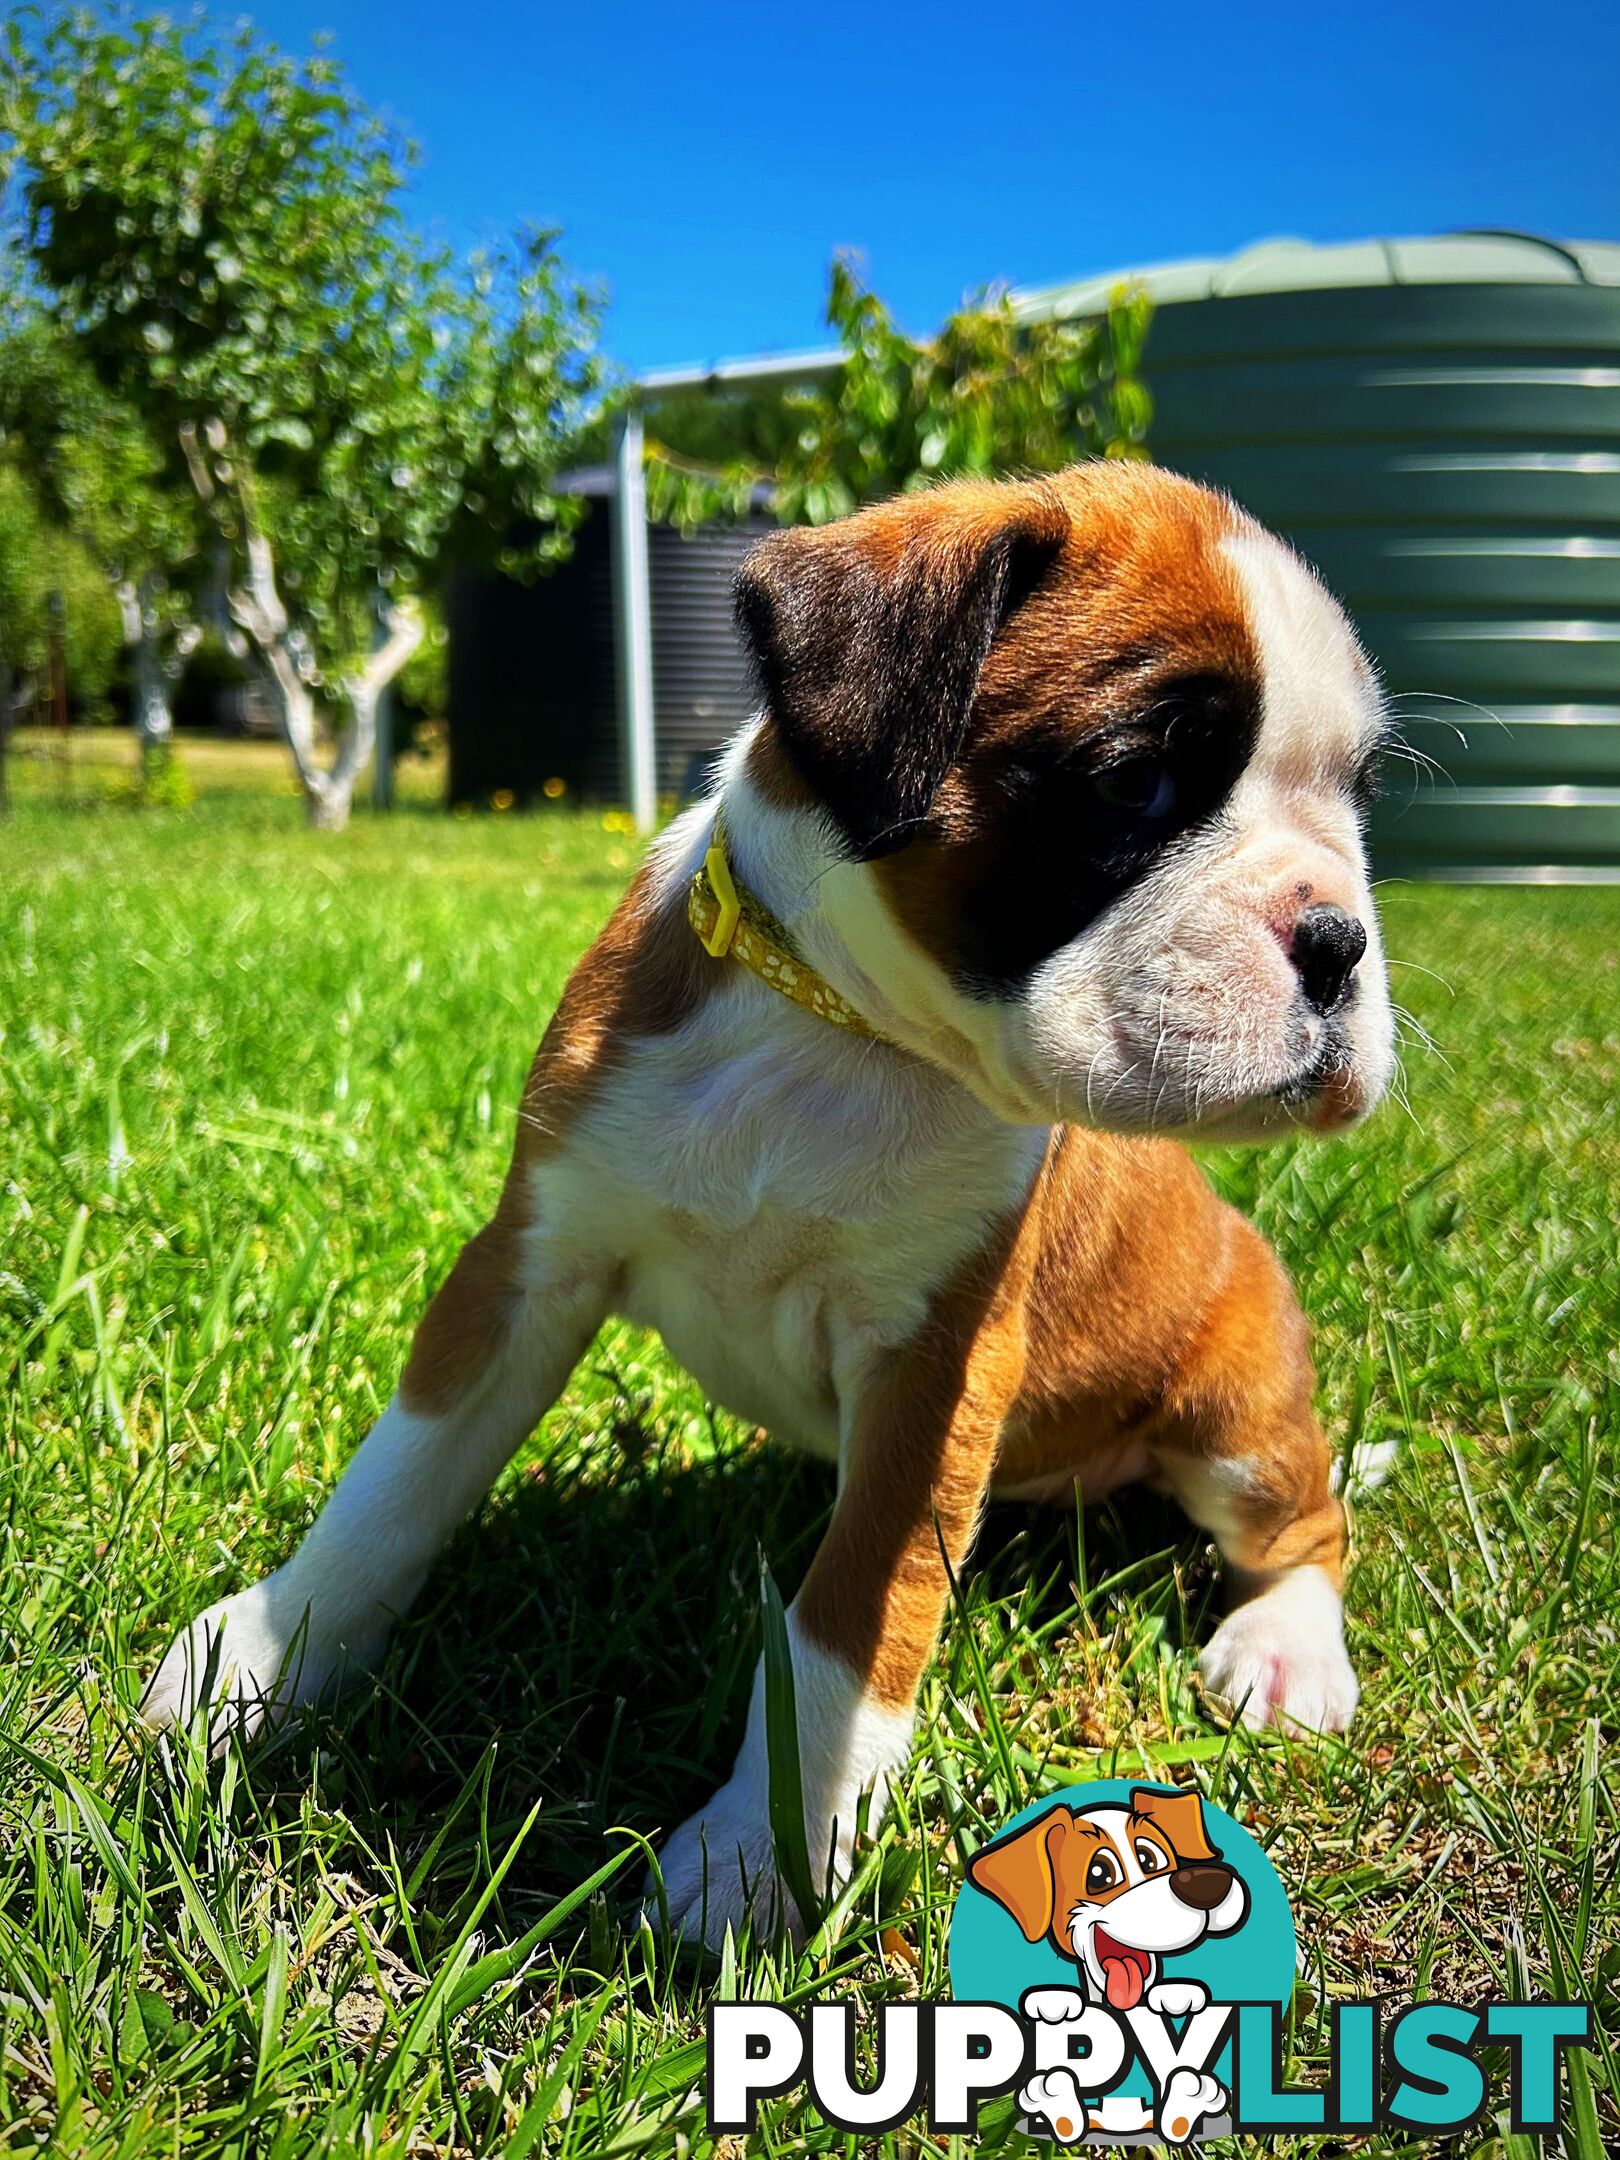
0,458 -> 122,706
0,785 -> 1614,2151
397,587 -> 449,718
0,298 -> 199,606
643,252 -> 1152,530
131,734 -> 194,805
1,9 -> 603,819
2,12 -> 604,646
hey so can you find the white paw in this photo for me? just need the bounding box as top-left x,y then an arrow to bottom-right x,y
1146,1978 -> 1210,2017
1157,2066 -> 1226,2144
1022,1985 -> 1088,2026
648,1614 -> 911,1950
650,1775 -> 805,1949
1332,1435 -> 1399,1497
1019,2068 -> 1093,2143
1200,1565 -> 1359,1734
141,1572 -> 382,1746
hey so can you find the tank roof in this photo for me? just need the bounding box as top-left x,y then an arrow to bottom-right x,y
1014,231 -> 1620,321
636,234 -> 1619,392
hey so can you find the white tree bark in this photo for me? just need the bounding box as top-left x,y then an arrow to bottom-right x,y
329,604 -> 425,826
118,574 -> 198,759
180,421 -> 422,832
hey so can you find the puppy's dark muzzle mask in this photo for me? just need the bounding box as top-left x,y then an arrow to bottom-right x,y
1170,1862 -> 1236,1911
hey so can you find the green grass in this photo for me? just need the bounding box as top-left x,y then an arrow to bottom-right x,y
0,786 -> 1616,2156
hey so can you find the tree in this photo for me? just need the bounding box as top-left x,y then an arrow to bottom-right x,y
2,11 -> 602,828
643,251 -> 1151,530
0,457 -> 123,808
0,301 -> 204,769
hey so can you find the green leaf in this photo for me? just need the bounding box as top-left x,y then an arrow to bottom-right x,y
760,1553 -> 820,1931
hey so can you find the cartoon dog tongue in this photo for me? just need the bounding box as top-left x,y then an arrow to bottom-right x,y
1100,1940 -> 1147,2009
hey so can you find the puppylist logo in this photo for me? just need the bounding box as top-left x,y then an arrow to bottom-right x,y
708,1780 -> 1592,2144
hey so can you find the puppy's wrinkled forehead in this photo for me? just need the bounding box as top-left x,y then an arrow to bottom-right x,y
736,461 -> 1380,991
974,463 -> 1256,731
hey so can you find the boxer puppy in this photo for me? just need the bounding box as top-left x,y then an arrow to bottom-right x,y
146,461 -> 1394,1948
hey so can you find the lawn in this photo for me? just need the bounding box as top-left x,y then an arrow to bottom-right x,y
0,781 -> 1616,2157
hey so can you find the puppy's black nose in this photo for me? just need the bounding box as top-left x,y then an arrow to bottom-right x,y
1291,904 -> 1366,1016
1170,1863 -> 1235,1911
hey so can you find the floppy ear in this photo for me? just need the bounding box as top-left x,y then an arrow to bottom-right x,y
967,1806 -> 1074,1943
734,481 -> 1070,859
1129,1786 -> 1219,1865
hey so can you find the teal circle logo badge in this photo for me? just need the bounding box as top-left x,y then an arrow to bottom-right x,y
949,1781 -> 1295,2145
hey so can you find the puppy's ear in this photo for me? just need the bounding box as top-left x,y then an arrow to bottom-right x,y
968,1805 -> 1074,1943
1129,1786 -> 1219,1865
735,482 -> 1070,859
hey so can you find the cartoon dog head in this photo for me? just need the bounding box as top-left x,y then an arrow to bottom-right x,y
968,1787 -> 1250,2010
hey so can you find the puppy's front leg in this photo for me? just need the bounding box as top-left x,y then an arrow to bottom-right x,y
656,1242 -> 1030,1948
143,1206 -> 607,1740
1154,1218 -> 1359,1735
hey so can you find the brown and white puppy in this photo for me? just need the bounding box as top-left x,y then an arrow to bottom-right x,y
144,462 -> 1394,1948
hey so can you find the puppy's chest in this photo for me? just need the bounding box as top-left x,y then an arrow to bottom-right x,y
616,1210 -> 866,1456
547,1020 -> 1041,1449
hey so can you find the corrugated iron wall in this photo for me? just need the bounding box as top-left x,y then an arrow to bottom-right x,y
448,501 -> 772,807
646,512 -> 770,797
451,259 -> 1619,873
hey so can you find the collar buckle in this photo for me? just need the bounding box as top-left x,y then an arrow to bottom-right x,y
698,840 -> 741,957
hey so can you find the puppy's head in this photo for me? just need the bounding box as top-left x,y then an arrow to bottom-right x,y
737,463 -> 1394,1137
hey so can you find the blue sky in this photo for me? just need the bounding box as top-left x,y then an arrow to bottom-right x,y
252,0 -> 1618,374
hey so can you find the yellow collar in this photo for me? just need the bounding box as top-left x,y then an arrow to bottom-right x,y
687,816 -> 887,1043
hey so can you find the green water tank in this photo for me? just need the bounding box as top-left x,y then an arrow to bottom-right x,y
1021,234 -> 1620,880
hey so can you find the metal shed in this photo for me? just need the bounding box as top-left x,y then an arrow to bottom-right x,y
1020,233 -> 1620,880
446,457 -> 775,811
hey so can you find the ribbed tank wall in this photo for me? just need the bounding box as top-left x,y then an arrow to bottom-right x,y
1147,282 -> 1620,878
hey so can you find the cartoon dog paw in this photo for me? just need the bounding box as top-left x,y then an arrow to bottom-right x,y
1018,2068 -> 1093,2144
1021,1985 -> 1088,2026
1090,2092 -> 1155,2135
1146,1978 -> 1210,2017
1157,2067 -> 1227,2145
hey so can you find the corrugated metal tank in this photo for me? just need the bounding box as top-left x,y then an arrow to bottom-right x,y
1022,234 -> 1620,879
447,485 -> 773,805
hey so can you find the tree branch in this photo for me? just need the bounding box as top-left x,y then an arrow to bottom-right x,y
345,599 -> 425,705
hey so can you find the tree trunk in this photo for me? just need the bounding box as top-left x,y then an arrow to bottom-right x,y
281,609 -> 421,833
119,575 -> 194,786
305,779 -> 352,832
179,419 -> 424,832
252,661 -> 354,830
0,663 -> 12,817
132,626 -> 176,762
0,669 -> 38,814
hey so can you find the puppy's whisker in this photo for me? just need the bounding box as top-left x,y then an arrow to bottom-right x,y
1385,958 -> 1455,993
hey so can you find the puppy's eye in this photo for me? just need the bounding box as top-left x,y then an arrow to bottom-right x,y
1093,758 -> 1176,821
1085,1853 -> 1120,1896
1134,1841 -> 1166,1874
1350,741 -> 1386,817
